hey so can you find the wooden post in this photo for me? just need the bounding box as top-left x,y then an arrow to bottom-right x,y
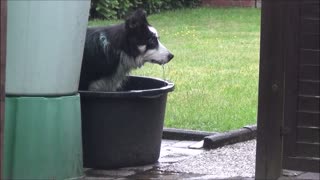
0,0 -> 7,178
255,1 -> 286,179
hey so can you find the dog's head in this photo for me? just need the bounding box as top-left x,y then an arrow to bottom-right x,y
125,9 -> 174,65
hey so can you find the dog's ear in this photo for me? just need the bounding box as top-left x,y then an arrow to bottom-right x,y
125,9 -> 148,30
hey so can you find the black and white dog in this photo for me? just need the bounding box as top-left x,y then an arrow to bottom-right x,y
79,9 -> 174,91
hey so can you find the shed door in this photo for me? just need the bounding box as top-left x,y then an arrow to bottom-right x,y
282,1 -> 320,172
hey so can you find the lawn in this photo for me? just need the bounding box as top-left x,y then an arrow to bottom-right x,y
89,7 -> 261,132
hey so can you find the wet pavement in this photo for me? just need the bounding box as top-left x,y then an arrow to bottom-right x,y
161,140 -> 256,178
84,139 -> 257,179
83,138 -> 320,179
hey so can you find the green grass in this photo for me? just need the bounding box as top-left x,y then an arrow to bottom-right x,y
89,7 -> 261,132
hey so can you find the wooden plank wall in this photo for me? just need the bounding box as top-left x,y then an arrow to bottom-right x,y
282,1 -> 320,172
0,0 -> 7,178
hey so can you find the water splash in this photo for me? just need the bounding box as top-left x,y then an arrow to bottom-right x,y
162,64 -> 166,81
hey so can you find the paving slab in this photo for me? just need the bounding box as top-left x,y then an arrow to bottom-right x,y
84,137 -> 319,179
84,139 -> 256,179
160,139 -> 179,148
159,146 -> 204,164
161,140 -> 256,179
280,170 -> 320,180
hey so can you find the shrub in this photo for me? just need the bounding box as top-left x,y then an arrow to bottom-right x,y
90,0 -> 200,19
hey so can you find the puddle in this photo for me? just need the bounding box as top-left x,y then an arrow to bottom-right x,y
127,168 -> 204,179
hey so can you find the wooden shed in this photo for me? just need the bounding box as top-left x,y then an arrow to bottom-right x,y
256,0 -> 319,179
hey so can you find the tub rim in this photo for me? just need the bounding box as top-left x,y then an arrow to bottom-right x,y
79,75 -> 174,98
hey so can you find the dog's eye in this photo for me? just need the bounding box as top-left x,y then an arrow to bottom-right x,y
148,36 -> 158,47
148,37 -> 156,43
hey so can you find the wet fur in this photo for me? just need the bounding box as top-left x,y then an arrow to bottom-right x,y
79,9 -> 173,91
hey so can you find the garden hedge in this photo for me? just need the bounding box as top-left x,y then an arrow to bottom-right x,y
90,0 -> 200,19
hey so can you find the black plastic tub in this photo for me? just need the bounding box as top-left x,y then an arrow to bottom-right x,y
79,76 -> 174,169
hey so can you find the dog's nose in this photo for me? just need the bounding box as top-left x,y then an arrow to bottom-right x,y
167,53 -> 174,61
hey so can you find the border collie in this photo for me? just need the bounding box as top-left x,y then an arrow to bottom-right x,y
79,9 -> 174,91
